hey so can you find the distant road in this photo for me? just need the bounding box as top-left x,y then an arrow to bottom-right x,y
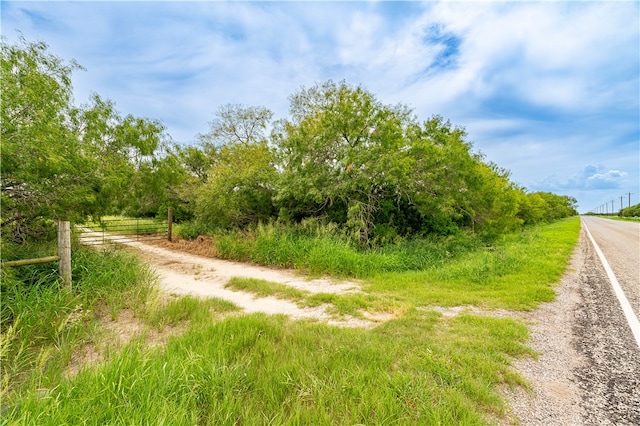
575,216 -> 640,424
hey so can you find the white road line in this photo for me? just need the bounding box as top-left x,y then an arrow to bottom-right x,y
583,222 -> 640,349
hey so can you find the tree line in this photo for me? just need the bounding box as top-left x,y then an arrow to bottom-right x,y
1,38 -> 577,246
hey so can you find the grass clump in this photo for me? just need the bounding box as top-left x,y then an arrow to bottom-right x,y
146,295 -> 240,329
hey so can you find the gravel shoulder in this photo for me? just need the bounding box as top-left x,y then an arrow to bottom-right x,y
499,234 -> 586,425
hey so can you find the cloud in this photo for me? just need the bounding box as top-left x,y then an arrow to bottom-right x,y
585,169 -> 629,190
536,165 -> 630,192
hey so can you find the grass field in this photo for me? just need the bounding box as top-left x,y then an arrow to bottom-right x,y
2,217 -> 581,425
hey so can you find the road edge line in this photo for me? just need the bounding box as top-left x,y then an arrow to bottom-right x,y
583,220 -> 640,348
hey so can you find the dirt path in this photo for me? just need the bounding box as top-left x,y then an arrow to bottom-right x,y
81,230 -> 389,328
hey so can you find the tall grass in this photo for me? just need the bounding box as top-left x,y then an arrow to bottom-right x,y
1,242 -> 156,403
210,221 -> 480,278
369,217 -> 581,310
6,310 -> 532,425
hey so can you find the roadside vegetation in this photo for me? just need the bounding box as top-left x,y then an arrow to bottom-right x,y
2,218 -> 580,424
2,37 -> 582,424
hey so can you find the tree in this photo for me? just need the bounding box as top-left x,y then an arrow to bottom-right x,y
274,81 -> 414,245
194,104 -> 276,228
1,37 -> 94,239
195,141 -> 276,228
1,38 -> 181,241
203,104 -> 273,146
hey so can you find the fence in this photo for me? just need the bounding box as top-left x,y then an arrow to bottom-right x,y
1,220 -> 72,289
78,208 -> 172,246
77,217 -> 170,246
1,209 -> 174,290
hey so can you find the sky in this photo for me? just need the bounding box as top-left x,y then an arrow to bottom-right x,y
2,1 -> 639,213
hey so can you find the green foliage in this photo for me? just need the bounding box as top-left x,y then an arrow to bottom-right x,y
1,38 -> 95,234
620,203 -> 640,218
274,81 -> 418,245
268,81 -> 575,245
191,105 -> 277,229
195,141 -> 277,228
1,38 -> 187,240
208,221 -> 479,278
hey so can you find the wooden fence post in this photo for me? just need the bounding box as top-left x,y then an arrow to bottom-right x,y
58,220 -> 72,290
168,207 -> 173,242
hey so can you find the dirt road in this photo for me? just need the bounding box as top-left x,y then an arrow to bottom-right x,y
109,238 -> 392,328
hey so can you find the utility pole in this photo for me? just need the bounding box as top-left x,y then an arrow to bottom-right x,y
620,196 -> 624,212
611,200 -> 615,215
626,192 -> 633,208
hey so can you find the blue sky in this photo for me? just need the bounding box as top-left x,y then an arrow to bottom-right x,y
2,1 -> 638,213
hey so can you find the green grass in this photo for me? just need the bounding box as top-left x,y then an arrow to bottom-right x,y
368,218 -> 580,311
225,277 -> 308,300
225,277 -> 392,318
212,222 -> 479,278
5,311 -> 532,425
2,217 -> 581,425
1,242 -> 157,403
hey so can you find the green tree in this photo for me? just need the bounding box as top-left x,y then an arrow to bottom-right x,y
1,38 -> 182,241
1,38 -> 94,239
274,81 -> 414,245
195,141 -> 276,228
204,103 -> 273,146
194,104 -> 276,228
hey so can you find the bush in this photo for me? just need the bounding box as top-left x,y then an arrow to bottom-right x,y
620,203 -> 640,218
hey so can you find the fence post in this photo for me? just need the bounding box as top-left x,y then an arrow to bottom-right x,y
168,207 -> 173,242
58,220 -> 72,290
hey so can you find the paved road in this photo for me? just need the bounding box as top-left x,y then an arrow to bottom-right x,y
575,216 -> 640,425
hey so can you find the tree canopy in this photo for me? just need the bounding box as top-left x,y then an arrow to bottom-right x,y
1,40 -> 577,245
1,38 -> 184,240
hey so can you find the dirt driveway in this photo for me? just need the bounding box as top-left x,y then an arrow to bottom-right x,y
80,230 -> 391,328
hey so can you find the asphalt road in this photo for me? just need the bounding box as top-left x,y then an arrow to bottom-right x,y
575,216 -> 640,425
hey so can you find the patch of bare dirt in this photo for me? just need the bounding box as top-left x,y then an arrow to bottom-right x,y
150,235 -> 220,258
64,308 -> 186,378
105,235 -> 391,328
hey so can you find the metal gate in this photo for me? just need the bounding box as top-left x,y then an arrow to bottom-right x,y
77,217 -> 170,246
